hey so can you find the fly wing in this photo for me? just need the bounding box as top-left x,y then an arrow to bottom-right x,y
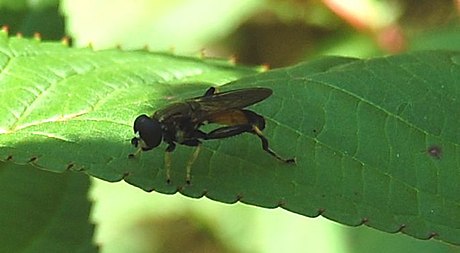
185,87 -> 272,124
189,87 -> 272,112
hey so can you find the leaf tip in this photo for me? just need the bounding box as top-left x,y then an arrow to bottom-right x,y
397,224 -> 406,232
61,36 -> 71,46
28,156 -> 38,163
276,199 -> 286,208
228,54 -> 238,65
121,172 -> 131,180
360,217 -> 369,225
33,32 -> 42,41
427,232 -> 438,240
259,63 -> 270,72
142,44 -> 150,51
66,163 -> 75,170
86,42 -> 94,49
1,25 -> 9,34
199,48 -> 207,58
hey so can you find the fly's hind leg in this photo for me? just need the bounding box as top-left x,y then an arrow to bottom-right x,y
251,126 -> 296,164
244,110 -> 295,163
204,123 -> 295,163
204,110 -> 295,163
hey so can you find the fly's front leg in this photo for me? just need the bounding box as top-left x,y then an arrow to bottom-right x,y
128,147 -> 142,159
128,137 -> 144,158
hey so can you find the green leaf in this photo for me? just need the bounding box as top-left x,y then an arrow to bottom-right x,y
410,23 -> 460,51
0,30 -> 459,246
0,162 -> 96,252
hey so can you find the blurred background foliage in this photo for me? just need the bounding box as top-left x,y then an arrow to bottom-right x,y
0,0 -> 459,252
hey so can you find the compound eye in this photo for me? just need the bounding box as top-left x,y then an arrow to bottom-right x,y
133,114 -> 162,149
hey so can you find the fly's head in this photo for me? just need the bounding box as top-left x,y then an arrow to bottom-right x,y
132,114 -> 163,151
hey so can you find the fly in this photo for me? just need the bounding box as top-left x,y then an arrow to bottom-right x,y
130,87 -> 295,184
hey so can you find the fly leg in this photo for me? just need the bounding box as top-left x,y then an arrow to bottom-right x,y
204,109 -> 295,163
251,126 -> 296,163
186,145 -> 201,184
243,110 -> 295,163
165,142 -> 176,184
128,148 -> 142,159
181,134 -> 204,184
205,124 -> 294,163
128,137 -> 144,158
165,141 -> 200,185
